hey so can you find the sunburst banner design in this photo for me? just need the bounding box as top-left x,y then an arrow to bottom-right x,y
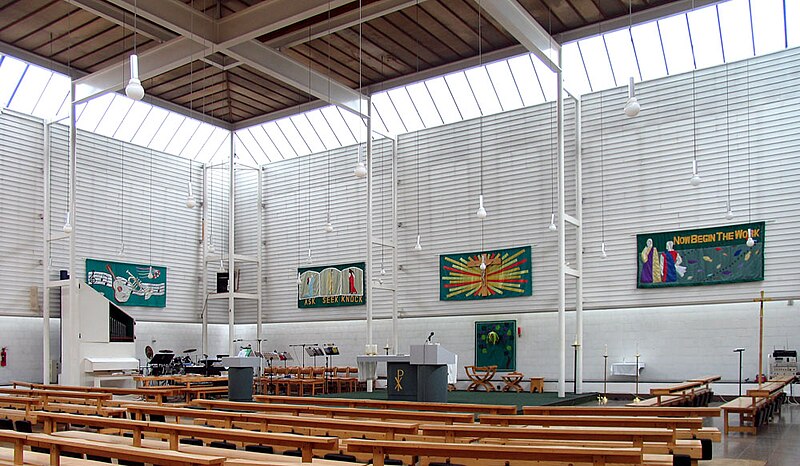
439,246 -> 532,301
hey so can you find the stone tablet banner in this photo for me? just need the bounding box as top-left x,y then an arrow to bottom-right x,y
298,262 -> 365,308
440,246 -> 532,301
86,258 -> 166,307
637,222 -> 765,288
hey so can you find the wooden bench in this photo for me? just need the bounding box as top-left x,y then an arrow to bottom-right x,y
479,414 -> 703,430
522,406 -> 721,418
52,430 -> 362,466
253,394 -> 518,415
35,411 -> 338,463
14,382 -> 182,405
0,396 -> 42,416
420,424 -> 705,461
346,438 -> 645,466
179,385 -> 228,402
124,405 -> 419,440
0,388 -> 112,410
631,376 -> 720,407
721,376 -> 794,434
0,429 -> 226,466
191,399 -> 475,424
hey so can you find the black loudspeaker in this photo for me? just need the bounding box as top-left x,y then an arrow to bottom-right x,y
217,272 -> 229,292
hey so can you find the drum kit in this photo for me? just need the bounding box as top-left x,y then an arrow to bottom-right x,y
145,346 -> 223,376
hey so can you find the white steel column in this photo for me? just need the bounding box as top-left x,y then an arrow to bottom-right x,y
42,122 -> 51,385
391,137 -> 398,353
574,97 -> 584,394
64,82 -> 79,386
365,98 -> 374,347
556,53 -> 566,398
201,165 -> 209,356
256,168 -> 264,347
228,134 -> 236,357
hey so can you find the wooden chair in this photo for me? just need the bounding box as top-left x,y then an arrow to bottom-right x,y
465,365 -> 496,391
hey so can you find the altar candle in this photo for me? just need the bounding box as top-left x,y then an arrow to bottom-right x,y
604,344 -> 608,357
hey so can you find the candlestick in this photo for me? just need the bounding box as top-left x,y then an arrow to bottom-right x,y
604,344 -> 608,357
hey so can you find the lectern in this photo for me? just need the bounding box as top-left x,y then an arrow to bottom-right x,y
383,344 -> 455,403
221,357 -> 261,401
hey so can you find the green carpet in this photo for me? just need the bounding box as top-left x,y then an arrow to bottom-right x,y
315,390 -> 597,409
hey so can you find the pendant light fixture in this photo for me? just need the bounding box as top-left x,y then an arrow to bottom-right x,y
623,1 -> 640,117
475,0 -> 487,221
599,91 -> 608,259
689,1 -> 701,186
125,0 -> 145,101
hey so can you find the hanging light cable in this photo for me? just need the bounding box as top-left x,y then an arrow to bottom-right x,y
475,0 -> 487,222
118,139 -> 125,256
413,4 -> 422,251
125,0 -> 145,100
600,91 -> 607,259
745,59 -> 755,248
725,60 -> 733,219
148,148 -> 154,279
323,1 -> 335,233
547,9 -> 557,232
62,12 -> 73,234
354,0 -> 367,179
186,0 -> 196,209
689,1 -> 702,186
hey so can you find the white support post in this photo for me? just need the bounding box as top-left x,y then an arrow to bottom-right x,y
201,164 -> 209,356
365,98 -> 374,348
228,134 -> 236,357
556,55 -> 566,398
574,97 -> 584,395
65,82 -> 79,386
256,167 -> 264,382
391,137 -> 398,354
42,122 -> 51,385
365,98 -> 374,392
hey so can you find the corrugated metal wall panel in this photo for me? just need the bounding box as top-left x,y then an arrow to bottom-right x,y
260,141 -> 394,323
580,47 -> 800,308
0,109 -> 207,322
0,110 -> 45,317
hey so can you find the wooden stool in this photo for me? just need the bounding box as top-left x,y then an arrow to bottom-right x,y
529,377 -> 544,393
501,372 -> 524,392
465,365 -> 497,391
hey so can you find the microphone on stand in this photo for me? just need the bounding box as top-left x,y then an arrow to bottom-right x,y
426,332 -> 435,343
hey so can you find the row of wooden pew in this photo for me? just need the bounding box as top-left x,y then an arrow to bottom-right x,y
0,387 -> 727,466
627,376 -> 720,408
720,375 -> 796,434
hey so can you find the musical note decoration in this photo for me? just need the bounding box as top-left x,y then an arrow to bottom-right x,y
86,258 -> 166,307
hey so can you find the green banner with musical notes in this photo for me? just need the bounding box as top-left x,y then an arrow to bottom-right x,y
86,259 -> 166,307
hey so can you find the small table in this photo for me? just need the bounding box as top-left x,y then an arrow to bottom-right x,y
465,365 -> 497,391
501,372 -> 524,392
529,377 -> 544,393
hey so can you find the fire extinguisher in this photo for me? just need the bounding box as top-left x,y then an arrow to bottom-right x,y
1,347 -> 7,367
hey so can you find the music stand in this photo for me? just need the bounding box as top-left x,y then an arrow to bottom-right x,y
323,345 -> 339,393
306,346 -> 324,366
278,351 -> 293,370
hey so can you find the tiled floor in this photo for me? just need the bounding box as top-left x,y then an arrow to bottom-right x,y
708,402 -> 800,465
